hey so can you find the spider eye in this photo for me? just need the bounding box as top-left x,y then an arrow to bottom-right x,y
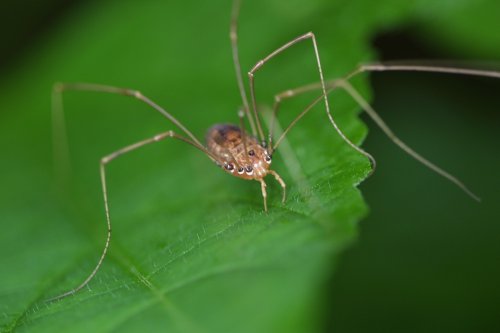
225,163 -> 234,171
265,155 -> 272,163
245,166 -> 253,173
238,167 -> 244,174
248,150 -> 255,156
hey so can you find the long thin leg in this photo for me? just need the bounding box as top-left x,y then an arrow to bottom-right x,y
269,70 -> 495,200
53,83 -> 203,146
52,85 -> 72,190
336,79 -> 481,201
269,81 -> 329,148
46,130 -> 214,302
345,62 -> 500,81
341,62 -> 500,200
272,93 -> 324,153
238,109 -> 251,166
247,32 -> 376,170
268,170 -> 286,203
52,83 -> 206,188
269,63 -> 500,118
259,179 -> 268,212
230,0 -> 256,136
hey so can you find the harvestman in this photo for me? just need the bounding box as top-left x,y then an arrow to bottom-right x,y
47,0 -> 500,301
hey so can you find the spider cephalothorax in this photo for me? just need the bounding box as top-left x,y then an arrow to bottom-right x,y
206,124 -> 272,180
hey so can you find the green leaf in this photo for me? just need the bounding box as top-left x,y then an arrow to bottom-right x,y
0,0 -> 482,332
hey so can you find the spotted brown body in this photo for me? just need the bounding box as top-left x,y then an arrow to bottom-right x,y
206,124 -> 272,180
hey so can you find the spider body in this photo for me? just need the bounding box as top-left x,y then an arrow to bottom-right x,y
206,124 -> 272,180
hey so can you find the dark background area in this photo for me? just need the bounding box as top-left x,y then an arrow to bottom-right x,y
1,1 -> 498,332
328,29 -> 500,332
0,0 -> 84,77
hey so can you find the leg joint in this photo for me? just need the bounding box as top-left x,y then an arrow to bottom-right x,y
249,60 -> 264,74
154,131 -> 174,141
101,156 -> 111,165
53,82 -> 64,93
229,30 -> 237,42
124,89 -> 143,99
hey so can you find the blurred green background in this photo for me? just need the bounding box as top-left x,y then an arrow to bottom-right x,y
329,32 -> 500,332
0,0 -> 499,332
